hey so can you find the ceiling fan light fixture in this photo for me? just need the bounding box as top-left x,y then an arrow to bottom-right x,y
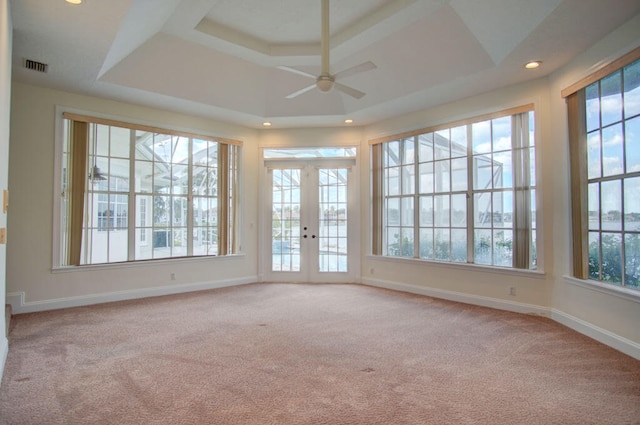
316,75 -> 334,92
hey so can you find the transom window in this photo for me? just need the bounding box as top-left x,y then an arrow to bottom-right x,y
371,106 -> 537,269
58,113 -> 241,266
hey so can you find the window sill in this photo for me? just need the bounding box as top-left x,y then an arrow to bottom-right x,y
562,275 -> 640,303
366,255 -> 546,279
52,254 -> 246,273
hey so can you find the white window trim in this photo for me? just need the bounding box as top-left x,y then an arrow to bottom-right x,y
52,105 -> 243,270
370,105 -> 539,271
367,254 -> 546,279
563,275 -> 640,303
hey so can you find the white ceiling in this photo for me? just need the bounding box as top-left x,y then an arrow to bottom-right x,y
9,0 -> 640,128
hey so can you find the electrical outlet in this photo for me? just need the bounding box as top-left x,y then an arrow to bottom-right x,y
509,287 -> 516,296
170,272 -> 176,281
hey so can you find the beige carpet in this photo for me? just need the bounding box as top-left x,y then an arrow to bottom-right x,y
1,283 -> 639,424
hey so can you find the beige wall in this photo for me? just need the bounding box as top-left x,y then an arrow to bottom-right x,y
5,11 -> 640,360
1,0 -> 11,375
7,83 -> 260,306
358,13 -> 640,347
547,13 -> 640,345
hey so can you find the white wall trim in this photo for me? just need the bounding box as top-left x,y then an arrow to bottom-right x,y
551,309 -> 640,360
362,277 -> 640,360
6,276 -> 258,314
362,277 -> 550,316
7,277 -> 639,361
0,336 -> 8,388
562,275 -> 640,303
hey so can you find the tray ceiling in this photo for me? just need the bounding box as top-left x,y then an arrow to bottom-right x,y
10,0 -> 640,128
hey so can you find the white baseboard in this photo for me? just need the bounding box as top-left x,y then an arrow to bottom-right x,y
362,277 -> 550,316
551,309 -> 640,360
6,276 -> 258,314
7,277 -> 639,361
0,336 -> 7,388
362,277 -> 640,361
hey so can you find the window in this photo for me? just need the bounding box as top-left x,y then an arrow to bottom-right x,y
59,113 -> 241,266
371,106 -> 536,269
565,47 -> 640,290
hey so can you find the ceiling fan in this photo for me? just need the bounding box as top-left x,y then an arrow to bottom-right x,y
278,0 -> 376,100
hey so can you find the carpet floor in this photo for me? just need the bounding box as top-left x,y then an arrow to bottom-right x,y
1,283 -> 639,424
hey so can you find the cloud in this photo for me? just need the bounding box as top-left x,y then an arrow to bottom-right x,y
602,156 -> 623,176
602,129 -> 623,147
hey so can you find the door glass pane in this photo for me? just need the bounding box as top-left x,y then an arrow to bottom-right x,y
272,169 -> 301,272
318,168 -> 348,272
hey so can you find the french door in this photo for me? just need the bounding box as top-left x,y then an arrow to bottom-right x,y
263,161 -> 356,282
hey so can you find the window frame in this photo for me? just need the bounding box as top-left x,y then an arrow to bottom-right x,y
370,104 -> 538,271
565,46 -> 640,293
53,109 -> 243,269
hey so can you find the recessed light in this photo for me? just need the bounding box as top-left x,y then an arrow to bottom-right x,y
344,119 -> 353,124
66,0 -> 83,4
262,122 -> 272,127
525,61 -> 542,69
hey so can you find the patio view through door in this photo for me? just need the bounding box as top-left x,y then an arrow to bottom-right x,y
264,151 -> 356,283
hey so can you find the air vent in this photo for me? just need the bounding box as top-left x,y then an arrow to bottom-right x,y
24,59 -> 48,73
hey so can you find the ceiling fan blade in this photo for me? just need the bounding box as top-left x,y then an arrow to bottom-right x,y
334,82 -> 366,99
286,83 -> 317,99
277,66 -> 316,80
334,61 -> 377,80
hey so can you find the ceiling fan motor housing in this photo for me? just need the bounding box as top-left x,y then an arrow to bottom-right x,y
316,74 -> 335,92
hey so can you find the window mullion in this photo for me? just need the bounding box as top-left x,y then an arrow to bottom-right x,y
127,129 -> 135,261
371,144 -> 383,256
218,143 -> 230,256
414,136 -> 420,258
466,124 -> 474,263
187,138 -> 194,257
